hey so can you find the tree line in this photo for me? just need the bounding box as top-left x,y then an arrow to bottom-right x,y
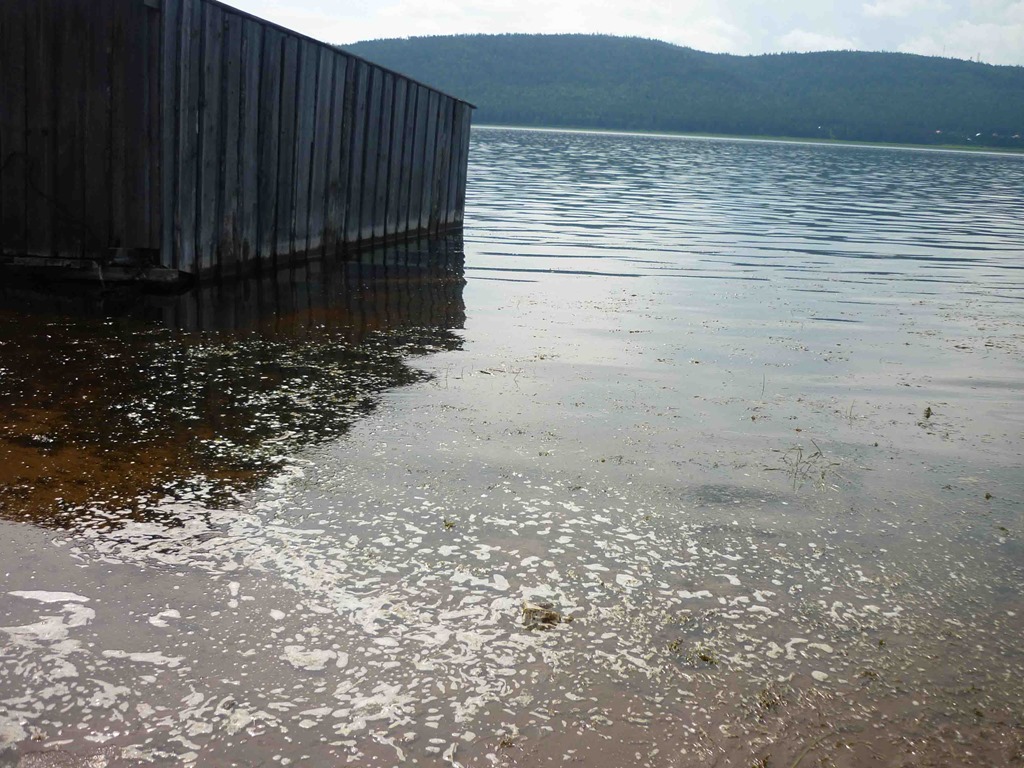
345,34 -> 1024,148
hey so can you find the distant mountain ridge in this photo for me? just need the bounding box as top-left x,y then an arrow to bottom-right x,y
345,34 -> 1024,148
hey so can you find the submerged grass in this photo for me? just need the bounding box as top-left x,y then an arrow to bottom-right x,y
766,438 -> 842,490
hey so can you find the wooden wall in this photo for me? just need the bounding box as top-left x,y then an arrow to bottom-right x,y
0,0 -> 472,278
161,0 -> 473,277
0,0 -> 161,262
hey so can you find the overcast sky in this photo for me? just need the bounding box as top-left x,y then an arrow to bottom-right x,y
222,0 -> 1024,66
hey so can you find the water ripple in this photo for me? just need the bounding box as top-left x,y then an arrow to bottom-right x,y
467,127 -> 1024,295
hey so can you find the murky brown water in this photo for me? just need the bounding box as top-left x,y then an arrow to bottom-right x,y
0,241 -> 465,524
2,129 -> 1023,767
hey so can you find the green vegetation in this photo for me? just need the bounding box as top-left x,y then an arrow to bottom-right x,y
345,34 -> 1024,148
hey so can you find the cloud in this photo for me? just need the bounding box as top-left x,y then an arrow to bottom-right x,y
218,0 -> 755,54
664,17 -> 753,53
1000,0 -> 1024,22
218,0 -> 1024,65
777,29 -> 859,51
862,0 -> 944,17
898,19 -> 1024,63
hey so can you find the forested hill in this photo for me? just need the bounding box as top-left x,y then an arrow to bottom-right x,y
345,34 -> 1024,148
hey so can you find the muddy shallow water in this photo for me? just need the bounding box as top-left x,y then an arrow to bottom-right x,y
2,129 -> 1023,767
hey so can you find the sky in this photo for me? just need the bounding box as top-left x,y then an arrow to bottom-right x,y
223,0 -> 1024,65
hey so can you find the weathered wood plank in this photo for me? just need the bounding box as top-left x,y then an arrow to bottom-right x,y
111,0 -> 140,251
176,0 -> 203,273
406,85 -> 427,236
24,0 -> 56,257
430,96 -> 446,234
0,3 -> 28,255
256,26 -> 283,263
291,39 -> 318,255
110,0 -> 152,250
52,1 -> 88,259
196,2 -> 225,272
435,98 -> 454,233
397,82 -> 418,238
238,18 -> 262,271
372,71 -> 394,242
358,66 -> 382,244
362,69 -> 385,244
0,12 -> 5,253
160,0 -> 183,267
419,90 -> 439,234
385,78 -> 407,241
111,0 -> 129,248
433,98 -> 454,233
144,0 -> 162,249
446,101 -> 464,227
274,34 -> 299,258
307,46 -> 334,257
343,60 -> 369,247
443,100 -> 459,227
82,0 -> 113,260
454,103 -> 472,225
323,56 -> 351,258
218,11 -> 243,274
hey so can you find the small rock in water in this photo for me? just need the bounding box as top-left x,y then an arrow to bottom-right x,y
522,600 -> 570,628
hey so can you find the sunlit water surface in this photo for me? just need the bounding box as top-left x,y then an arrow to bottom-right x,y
2,129 -> 1023,767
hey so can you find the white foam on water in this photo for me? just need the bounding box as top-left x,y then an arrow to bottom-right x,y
281,646 -> 336,671
148,609 -> 181,628
8,590 -> 90,604
0,717 -> 27,754
102,650 -> 185,668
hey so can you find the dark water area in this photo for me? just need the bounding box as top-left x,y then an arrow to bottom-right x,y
1,129 -> 1023,767
0,238 -> 465,524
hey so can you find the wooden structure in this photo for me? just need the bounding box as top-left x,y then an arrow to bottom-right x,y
0,0 -> 473,282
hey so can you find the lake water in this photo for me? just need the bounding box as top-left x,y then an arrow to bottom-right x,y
2,128 -> 1022,766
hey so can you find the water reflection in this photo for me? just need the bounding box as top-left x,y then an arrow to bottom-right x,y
0,236 -> 465,525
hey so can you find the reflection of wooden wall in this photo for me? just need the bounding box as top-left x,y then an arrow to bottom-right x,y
160,235 -> 466,336
0,235 -> 466,340
0,0 -> 472,278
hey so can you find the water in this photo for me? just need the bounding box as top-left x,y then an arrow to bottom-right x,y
1,129 -> 1022,766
